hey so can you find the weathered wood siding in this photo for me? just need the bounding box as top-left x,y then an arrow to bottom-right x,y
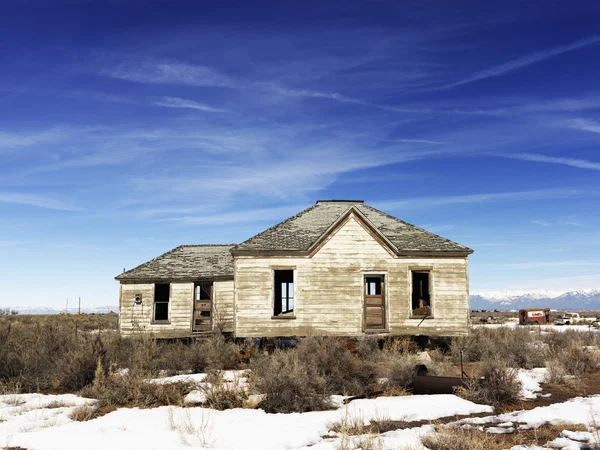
119,280 -> 234,337
234,214 -> 469,338
213,280 -> 234,333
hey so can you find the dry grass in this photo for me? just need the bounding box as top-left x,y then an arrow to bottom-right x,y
421,422 -> 590,450
44,400 -> 74,409
70,404 -> 101,422
329,406 -> 396,437
168,407 -> 213,447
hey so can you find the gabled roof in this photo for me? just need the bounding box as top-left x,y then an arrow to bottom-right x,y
115,244 -> 235,281
233,200 -> 472,256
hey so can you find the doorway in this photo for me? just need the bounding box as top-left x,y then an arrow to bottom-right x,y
364,274 -> 386,331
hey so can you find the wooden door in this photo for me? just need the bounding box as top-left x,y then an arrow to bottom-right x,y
364,275 -> 385,331
193,282 -> 213,332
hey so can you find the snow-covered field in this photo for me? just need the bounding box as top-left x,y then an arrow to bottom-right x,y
0,391 -> 490,450
1,369 -> 598,449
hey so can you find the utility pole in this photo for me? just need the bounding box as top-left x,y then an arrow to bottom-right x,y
78,296 -> 81,315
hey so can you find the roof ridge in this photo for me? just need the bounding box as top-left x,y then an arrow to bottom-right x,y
235,203 -> 318,248
359,204 -> 472,252
180,244 -> 237,247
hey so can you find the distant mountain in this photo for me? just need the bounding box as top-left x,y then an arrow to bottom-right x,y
471,288 -> 600,311
6,305 -> 118,315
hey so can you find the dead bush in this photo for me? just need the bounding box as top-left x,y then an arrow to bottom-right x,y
296,336 -> 380,396
198,333 -> 240,370
545,338 -> 599,385
81,362 -> 194,409
250,348 -> 331,413
199,370 -> 247,410
0,316 -> 116,392
385,353 -> 417,393
451,327 -> 545,369
457,358 -> 521,407
70,404 -> 101,422
382,336 -> 419,354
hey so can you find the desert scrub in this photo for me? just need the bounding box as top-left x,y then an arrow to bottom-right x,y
545,337 -> 599,385
80,361 -> 194,409
296,336 -> 380,396
451,327 -> 545,369
198,370 -> 247,410
250,348 -> 331,413
457,357 -> 521,407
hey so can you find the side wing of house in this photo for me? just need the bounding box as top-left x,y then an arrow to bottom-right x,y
233,201 -> 472,338
116,245 -> 235,338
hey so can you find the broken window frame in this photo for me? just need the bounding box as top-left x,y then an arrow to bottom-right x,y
410,269 -> 433,318
273,269 -> 295,318
153,283 -> 170,322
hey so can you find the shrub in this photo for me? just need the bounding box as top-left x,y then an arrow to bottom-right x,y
70,404 -> 101,422
385,353 -> 417,393
198,370 -> 247,410
198,333 -> 240,371
451,327 -> 546,369
250,348 -> 330,413
296,336 -> 380,396
457,358 -> 521,407
81,362 -> 194,409
545,337 -> 599,384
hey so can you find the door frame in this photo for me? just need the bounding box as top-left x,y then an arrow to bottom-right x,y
362,272 -> 388,332
192,281 -> 214,332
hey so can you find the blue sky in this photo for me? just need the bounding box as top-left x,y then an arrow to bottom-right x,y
1,0 -> 600,307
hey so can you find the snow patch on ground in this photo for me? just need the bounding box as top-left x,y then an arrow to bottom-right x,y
458,395 -> 600,449
518,368 -> 548,399
0,393 -> 491,450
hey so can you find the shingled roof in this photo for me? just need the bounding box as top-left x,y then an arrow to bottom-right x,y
115,244 -> 235,281
233,200 -> 473,256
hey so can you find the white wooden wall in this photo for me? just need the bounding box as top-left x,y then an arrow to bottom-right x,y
119,280 -> 234,337
234,214 -> 470,338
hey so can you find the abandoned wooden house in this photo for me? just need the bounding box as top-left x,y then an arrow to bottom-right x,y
116,200 -> 473,338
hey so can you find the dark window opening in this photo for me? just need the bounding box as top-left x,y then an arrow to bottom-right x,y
154,283 -> 170,321
411,272 -> 431,317
365,277 -> 382,296
274,270 -> 294,316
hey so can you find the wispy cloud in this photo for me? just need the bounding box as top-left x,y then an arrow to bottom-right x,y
158,204 -> 309,226
375,187 -> 588,210
530,220 -> 580,227
501,260 -> 600,269
389,139 -> 448,145
150,96 -> 229,113
442,35 -> 600,89
106,61 -> 236,88
0,127 -> 69,150
102,60 -> 433,114
0,192 -> 79,211
563,118 -> 600,134
494,152 -> 600,171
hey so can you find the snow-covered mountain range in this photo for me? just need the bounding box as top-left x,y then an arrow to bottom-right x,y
471,288 -> 600,311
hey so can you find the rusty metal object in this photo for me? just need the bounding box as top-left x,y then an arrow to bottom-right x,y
412,364 -> 469,395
